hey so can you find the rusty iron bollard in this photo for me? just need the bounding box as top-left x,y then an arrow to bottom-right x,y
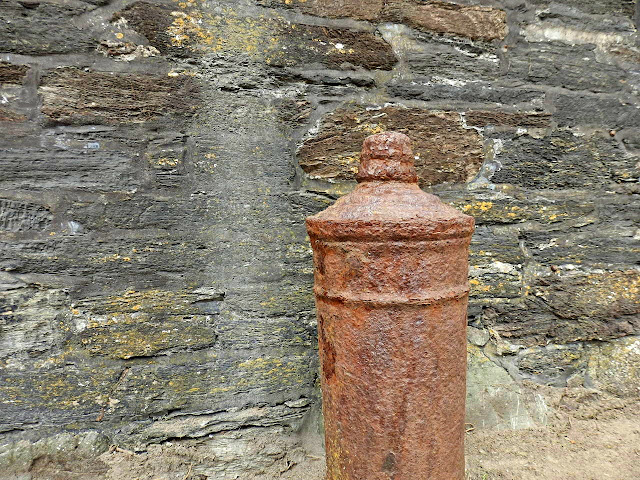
306,132 -> 474,480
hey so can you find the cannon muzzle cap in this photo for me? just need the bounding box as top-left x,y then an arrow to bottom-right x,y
306,131 -> 474,242
356,131 -> 419,183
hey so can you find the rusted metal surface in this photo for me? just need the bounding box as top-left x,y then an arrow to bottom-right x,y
306,132 -> 474,480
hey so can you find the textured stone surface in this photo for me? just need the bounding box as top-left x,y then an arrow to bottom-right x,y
112,2 -> 179,56
40,68 -> 200,125
258,0 -> 385,21
481,269 -> 640,348
0,431 -> 111,477
491,131 -> 636,189
513,344 -> 588,387
115,1 -> 397,70
0,1 -> 98,55
529,0 -> 637,19
587,336 -> 640,397
506,42 -> 628,93
403,37 -> 501,80
464,111 -> 551,129
0,0 -> 639,477
388,78 -> 546,108
0,62 -> 28,85
552,93 -> 640,129
0,108 -> 26,122
298,105 -> 484,186
466,345 -> 549,430
262,0 -> 508,41
384,1 -> 508,41
0,199 -> 52,232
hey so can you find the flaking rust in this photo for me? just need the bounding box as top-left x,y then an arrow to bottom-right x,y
306,132 -> 474,480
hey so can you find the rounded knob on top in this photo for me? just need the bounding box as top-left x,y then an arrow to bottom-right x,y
356,131 -> 419,183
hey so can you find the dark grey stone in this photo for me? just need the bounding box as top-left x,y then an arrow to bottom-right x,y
491,131 -> 636,189
505,42 -> 627,93
0,1 -> 97,55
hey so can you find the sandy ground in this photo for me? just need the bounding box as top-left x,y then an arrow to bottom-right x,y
465,409 -> 640,480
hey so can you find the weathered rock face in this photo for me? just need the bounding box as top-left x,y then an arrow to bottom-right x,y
0,0 -> 638,478
0,1 -> 100,55
297,105 -> 484,186
40,68 -> 200,125
260,0 -> 508,41
384,0 -> 508,41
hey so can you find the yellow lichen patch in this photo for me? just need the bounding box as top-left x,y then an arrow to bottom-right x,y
238,357 -> 280,369
354,122 -> 385,135
532,270 -> 640,320
33,345 -> 77,369
454,199 -> 583,224
210,385 -> 234,394
469,278 -> 492,295
94,253 -> 133,263
145,358 -> 307,400
166,4 -> 279,58
79,312 -> 217,359
6,369 -> 115,409
585,271 -> 639,304
587,336 -> 640,396
237,356 -> 302,380
260,296 -> 276,308
76,288 -> 222,316
259,285 -> 314,314
536,206 -> 568,223
551,137 -> 579,151
335,154 -> 360,174
104,290 -> 187,314
467,343 -> 492,364
168,10 -> 216,47
146,155 -> 182,168
81,328 -> 172,359
173,0 -> 197,7
462,201 -> 494,214
212,15 -> 273,55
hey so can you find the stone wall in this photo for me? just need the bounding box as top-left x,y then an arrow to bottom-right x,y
0,0 -> 638,478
